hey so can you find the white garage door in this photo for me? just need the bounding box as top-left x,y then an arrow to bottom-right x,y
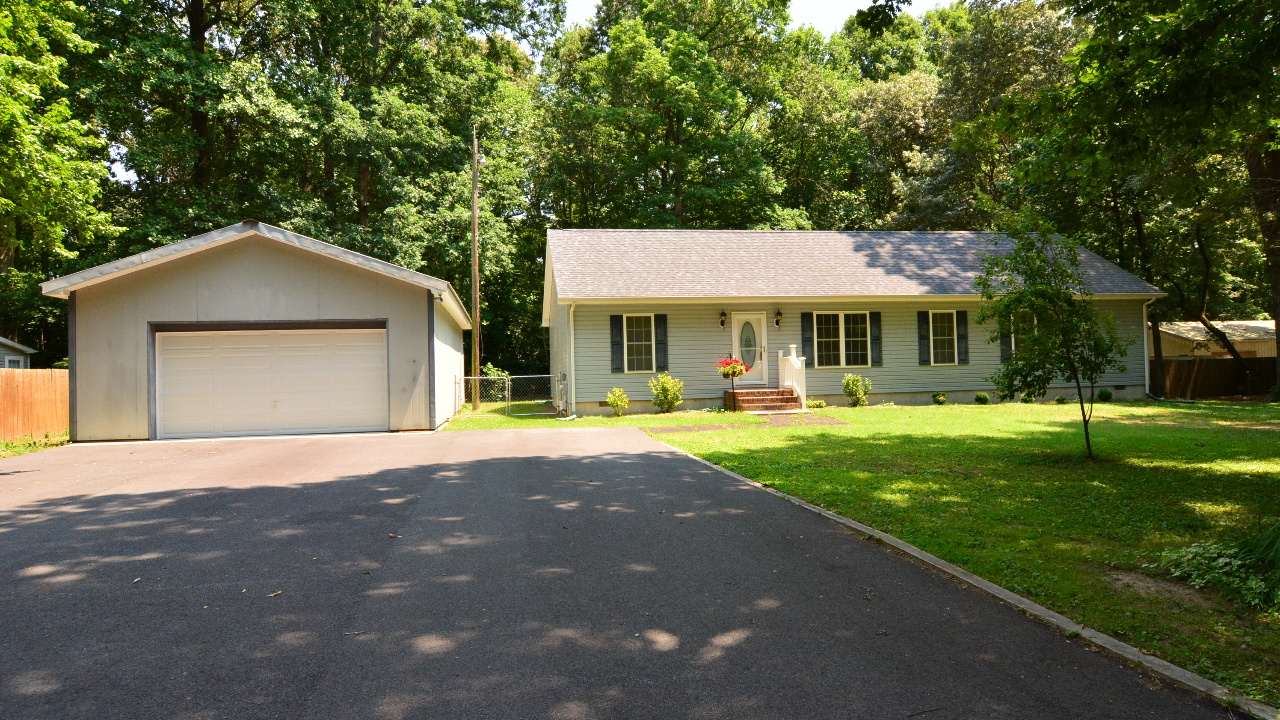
156,329 -> 389,439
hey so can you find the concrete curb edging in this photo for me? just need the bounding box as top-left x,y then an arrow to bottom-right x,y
669,448 -> 1279,720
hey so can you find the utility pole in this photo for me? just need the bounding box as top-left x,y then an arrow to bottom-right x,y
470,127 -> 483,411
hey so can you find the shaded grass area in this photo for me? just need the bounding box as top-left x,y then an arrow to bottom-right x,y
658,401 -> 1280,706
0,430 -> 70,459
446,403 -> 767,431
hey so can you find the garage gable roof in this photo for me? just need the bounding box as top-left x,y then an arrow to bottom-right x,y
40,221 -> 471,329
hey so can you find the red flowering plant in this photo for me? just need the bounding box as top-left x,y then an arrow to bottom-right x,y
716,357 -> 749,379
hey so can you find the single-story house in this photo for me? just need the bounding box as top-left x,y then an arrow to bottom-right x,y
40,221 -> 470,441
1149,320 -> 1276,358
0,337 -> 36,369
543,230 -> 1163,414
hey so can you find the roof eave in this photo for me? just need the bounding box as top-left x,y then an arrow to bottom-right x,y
555,292 -> 1166,304
0,337 -> 37,354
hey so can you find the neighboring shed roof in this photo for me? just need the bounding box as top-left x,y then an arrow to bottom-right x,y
40,221 -> 471,329
546,230 -> 1163,301
1158,320 -> 1275,343
0,337 -> 36,355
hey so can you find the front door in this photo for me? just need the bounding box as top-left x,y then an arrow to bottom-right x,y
732,312 -> 768,385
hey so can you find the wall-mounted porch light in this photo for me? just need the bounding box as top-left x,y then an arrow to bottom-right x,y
774,310 -> 783,328
719,311 -> 728,329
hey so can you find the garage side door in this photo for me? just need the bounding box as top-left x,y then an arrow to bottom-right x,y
156,329 -> 389,439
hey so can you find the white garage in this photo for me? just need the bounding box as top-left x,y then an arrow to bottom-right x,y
41,221 -> 470,442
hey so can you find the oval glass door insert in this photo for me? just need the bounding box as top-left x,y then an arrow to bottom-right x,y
740,321 -> 757,367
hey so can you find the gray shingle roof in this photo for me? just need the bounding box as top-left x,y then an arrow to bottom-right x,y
547,230 -> 1163,299
1159,321 -> 1275,342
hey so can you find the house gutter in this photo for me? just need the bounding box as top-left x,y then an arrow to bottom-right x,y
568,303 -> 577,416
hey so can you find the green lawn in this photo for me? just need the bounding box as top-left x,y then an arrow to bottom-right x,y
656,401 -> 1280,707
0,430 -> 69,459
445,402 -> 767,431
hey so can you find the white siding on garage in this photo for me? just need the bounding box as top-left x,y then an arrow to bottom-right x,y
568,299 -> 1148,407
156,329 -> 389,439
72,235 -> 439,440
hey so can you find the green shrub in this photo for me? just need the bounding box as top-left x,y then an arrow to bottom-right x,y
1153,540 -> 1280,611
1055,395 -> 1068,404
1097,388 -> 1113,402
52,358 -> 68,369
1240,521 -> 1280,572
481,362 -> 510,378
1020,392 -> 1035,404
973,392 -> 990,405
605,387 -> 629,417
931,391 -> 947,405
842,374 -> 871,407
806,398 -> 827,409
1270,385 -> 1280,403
648,373 -> 685,413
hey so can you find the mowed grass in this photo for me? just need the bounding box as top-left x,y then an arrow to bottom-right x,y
0,430 -> 69,459
658,400 -> 1280,706
446,401 -> 767,431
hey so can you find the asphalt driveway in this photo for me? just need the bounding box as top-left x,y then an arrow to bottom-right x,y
0,428 -> 1229,719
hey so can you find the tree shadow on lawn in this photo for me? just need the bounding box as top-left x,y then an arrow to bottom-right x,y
680,417 -> 1280,553
0,443 -> 1240,720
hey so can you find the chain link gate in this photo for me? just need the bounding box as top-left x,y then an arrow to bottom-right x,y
459,375 -> 555,416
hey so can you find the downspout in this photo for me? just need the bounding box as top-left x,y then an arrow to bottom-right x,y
427,292 -> 437,430
568,303 -> 577,417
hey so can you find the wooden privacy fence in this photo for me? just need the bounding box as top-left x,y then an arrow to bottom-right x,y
1154,357 -> 1277,400
0,369 -> 70,442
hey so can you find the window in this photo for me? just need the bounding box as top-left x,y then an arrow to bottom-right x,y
815,313 -> 842,367
4,357 -> 20,369
1011,311 -> 1036,353
624,315 -> 654,372
814,312 -> 870,368
845,314 -> 869,367
931,311 -> 957,365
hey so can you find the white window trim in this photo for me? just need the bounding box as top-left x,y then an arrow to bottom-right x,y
929,310 -> 958,366
623,313 -> 656,374
813,311 -> 871,369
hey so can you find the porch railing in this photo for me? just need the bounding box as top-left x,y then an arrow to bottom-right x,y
778,344 -> 807,408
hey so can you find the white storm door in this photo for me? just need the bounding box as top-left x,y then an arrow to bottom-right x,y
731,313 -> 768,385
155,329 -> 389,439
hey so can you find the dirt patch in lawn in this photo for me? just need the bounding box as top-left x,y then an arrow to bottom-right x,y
648,414 -> 847,433
1105,570 -> 1214,607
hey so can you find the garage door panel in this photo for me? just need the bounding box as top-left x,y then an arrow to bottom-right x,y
156,329 -> 389,439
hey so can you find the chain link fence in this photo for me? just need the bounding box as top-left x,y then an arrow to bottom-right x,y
459,375 -> 555,416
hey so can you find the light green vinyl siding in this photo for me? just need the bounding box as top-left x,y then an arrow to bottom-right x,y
565,299 -> 1148,405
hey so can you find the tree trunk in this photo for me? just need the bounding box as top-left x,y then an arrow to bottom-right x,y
357,161 -> 371,227
187,0 -> 213,188
1242,134 -> 1280,386
1191,223 -> 1251,383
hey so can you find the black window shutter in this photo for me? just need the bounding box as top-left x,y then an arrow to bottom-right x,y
1000,332 -> 1013,363
956,310 -> 969,364
610,315 -> 624,373
917,311 -> 931,365
800,312 -> 814,368
654,314 -> 668,372
869,312 -> 883,366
